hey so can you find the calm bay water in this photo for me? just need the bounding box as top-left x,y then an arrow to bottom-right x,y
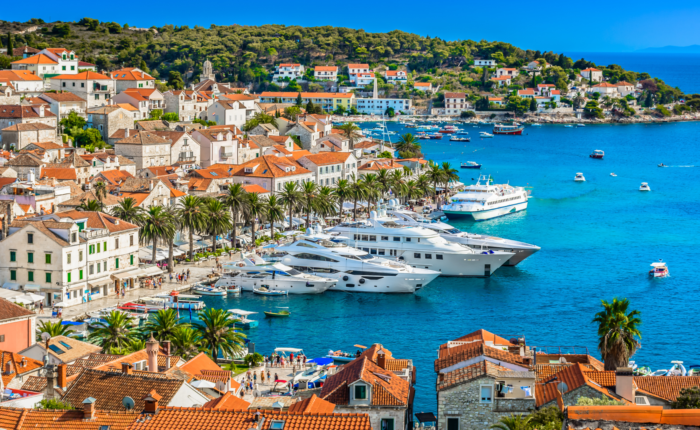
195,120 -> 700,415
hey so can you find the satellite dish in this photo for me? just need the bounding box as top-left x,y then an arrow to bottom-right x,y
41,332 -> 51,342
557,382 -> 568,393
122,396 -> 135,411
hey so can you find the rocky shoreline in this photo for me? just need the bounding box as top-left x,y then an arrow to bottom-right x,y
332,113 -> 700,125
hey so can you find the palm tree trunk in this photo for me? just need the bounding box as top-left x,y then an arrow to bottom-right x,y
353,198 -> 358,221
251,221 -> 257,244
305,205 -> 311,230
189,229 -> 194,261
212,232 -> 217,254
152,237 -> 158,264
232,209 -> 237,250
288,204 -> 293,231
168,238 -> 174,273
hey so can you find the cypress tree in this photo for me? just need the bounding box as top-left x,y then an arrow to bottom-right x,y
296,92 -> 303,107
6,33 -> 13,55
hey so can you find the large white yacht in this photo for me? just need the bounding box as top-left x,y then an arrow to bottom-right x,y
218,257 -> 336,294
441,175 -> 529,221
266,233 -> 439,293
384,204 -> 539,266
328,211 -> 514,277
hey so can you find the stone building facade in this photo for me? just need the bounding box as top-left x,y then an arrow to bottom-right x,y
114,131 -> 172,170
87,106 -> 135,142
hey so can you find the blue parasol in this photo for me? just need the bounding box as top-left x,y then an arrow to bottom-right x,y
307,357 -> 333,366
60,321 -> 84,326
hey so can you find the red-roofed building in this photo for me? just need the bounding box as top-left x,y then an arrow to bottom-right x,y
112,88 -> 165,120
296,152 -> 358,186
314,66 -> 339,81
0,70 -> 45,97
444,92 -> 468,115
581,67 -> 603,82
0,301 -> 37,354
518,88 -> 536,98
413,81 -> 433,92
496,67 -> 519,78
384,70 -> 408,84
490,75 -> 512,87
347,64 -> 370,83
38,91 -> 88,121
50,72 -> 115,108
273,63 -> 305,81
226,154 -> 313,194
110,67 -> 156,92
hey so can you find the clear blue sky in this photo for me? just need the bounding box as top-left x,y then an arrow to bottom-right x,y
8,4 -> 700,52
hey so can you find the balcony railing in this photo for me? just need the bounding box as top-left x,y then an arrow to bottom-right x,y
220,152 -> 233,158
178,152 -> 195,162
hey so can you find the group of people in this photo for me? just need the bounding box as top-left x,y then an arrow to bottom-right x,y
263,352 -> 307,368
143,277 -> 163,289
171,269 -> 191,284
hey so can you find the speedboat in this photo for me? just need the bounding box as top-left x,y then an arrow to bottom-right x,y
460,161 -> 481,169
492,124 -> 524,135
640,182 -> 651,191
564,124 -> 574,128
479,132 -> 494,138
385,204 -> 540,266
531,123 -> 542,127
428,133 -> 443,139
265,231 -> 440,292
666,361 -> 687,376
610,173 -> 617,177
649,260 -> 669,278
293,362 -> 329,389
192,285 -> 226,296
574,173 -> 586,182
228,309 -> 258,328
220,256 -> 336,294
576,123 -> 585,127
688,365 -> 700,376
226,285 -> 241,295
658,163 -> 667,167
328,211 -> 515,277
650,369 -> 669,376
450,136 -> 471,142
442,175 -> 530,221
253,286 -> 288,296
590,150 -> 604,159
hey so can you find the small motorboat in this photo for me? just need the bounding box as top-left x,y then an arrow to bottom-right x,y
264,307 -> 291,317
450,136 -> 471,142
479,132 -> 494,138
576,123 -> 586,127
531,123 -> 542,127
461,161 -> 481,169
610,173 -> 617,177
649,260 -> 669,278
658,163 -> 667,167
253,286 -> 288,296
192,285 -> 226,296
590,150 -> 604,159
226,285 -> 241,295
640,182 -> 651,191
574,173 -> 586,182
687,365 -> 700,376
650,369 -> 669,376
428,133 -> 443,140
633,365 -> 652,376
564,124 -> 574,128
666,361 -> 687,376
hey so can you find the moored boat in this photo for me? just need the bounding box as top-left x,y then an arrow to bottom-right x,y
479,132 -> 494,138
264,307 -> 291,317
450,136 -> 471,142
229,309 -> 258,328
590,150 -> 604,159
192,285 -> 226,296
253,286 -> 288,296
640,182 -> 651,191
441,174 -> 530,222
492,123 -> 524,135
461,161 -> 481,169
649,260 -> 669,278
574,173 -> 586,182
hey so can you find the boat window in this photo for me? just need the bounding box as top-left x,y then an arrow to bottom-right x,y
425,253 -> 432,259
436,254 -> 443,260
369,235 -> 376,241
414,253 -> 421,258
345,284 -> 355,288
297,243 -> 317,248
378,249 -> 385,255
357,254 -> 374,260
346,270 -> 396,276
381,221 -> 403,228
381,236 -> 389,241
393,237 -> 400,242
294,253 -> 339,262
370,249 -> 377,255
340,254 -> 361,260
361,235 -> 369,241
405,237 -> 411,242
446,228 -> 461,234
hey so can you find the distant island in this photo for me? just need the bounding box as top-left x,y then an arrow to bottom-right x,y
637,45 -> 700,54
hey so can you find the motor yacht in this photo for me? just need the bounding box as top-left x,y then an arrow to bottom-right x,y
441,175 -> 530,221
265,232 -> 439,292
640,182 -> 651,191
219,257 -> 336,294
574,173 -> 586,182
328,212 -> 514,277
384,204 -> 539,266
590,150 -> 604,159
479,132 -> 494,138
649,260 -> 669,278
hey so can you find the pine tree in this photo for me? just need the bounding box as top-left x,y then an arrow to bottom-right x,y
296,92 -> 303,107
529,98 -> 537,112
6,33 -> 13,55
306,100 -> 315,113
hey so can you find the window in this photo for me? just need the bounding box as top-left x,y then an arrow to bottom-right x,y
81,82 -> 85,88
436,254 -> 443,260
103,261 -> 107,271
79,270 -> 83,280
480,385 -> 493,403
89,265 -> 94,275
95,94 -> 99,100
28,233 -> 33,244
67,272 -> 71,283
97,263 -> 101,273
414,253 -> 421,258
67,253 -> 71,264
354,385 -> 367,399
447,418 -> 460,430
115,258 -> 119,269
28,271 -> 34,282
10,270 -> 16,281
71,232 -> 77,242
45,254 -> 51,264
97,243 -> 101,253
45,273 -> 52,283
269,422 -> 285,430
381,419 -> 395,430
369,235 -> 376,241
393,237 -> 400,242
71,66 -> 75,71
103,241 -> 107,251
79,250 -> 83,261
425,253 -> 432,259
28,252 -> 34,263
10,251 -> 15,262
130,235 -> 134,246
405,237 -> 411,242
381,236 -> 388,241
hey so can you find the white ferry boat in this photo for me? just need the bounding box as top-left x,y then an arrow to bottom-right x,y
441,175 -> 530,221
328,211 -> 514,277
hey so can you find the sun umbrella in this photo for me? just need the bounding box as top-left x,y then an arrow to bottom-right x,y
274,380 -> 287,383
354,344 -> 368,349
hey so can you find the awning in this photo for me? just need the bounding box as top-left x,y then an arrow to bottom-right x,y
23,283 -> 42,291
1,282 -> 21,291
88,278 -> 112,289
12,296 -> 34,305
138,266 -> 164,277
111,268 -> 141,281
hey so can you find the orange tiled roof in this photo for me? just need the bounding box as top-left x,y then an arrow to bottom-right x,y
315,66 -> 338,72
260,92 -> 353,99
203,391 -> 250,410
96,169 -> 134,186
111,68 -> 155,81
414,82 -> 431,86
40,168 -> 77,181
0,70 -> 43,81
567,405 -> 700,426
584,370 -> 616,387
0,350 -> 44,388
437,361 -> 510,391
229,155 -> 311,179
450,329 -> 516,347
117,103 -> 139,112
535,363 -> 628,407
347,63 -> 369,69
242,184 -> 269,194
635,376 -> 700,402
299,152 -> 352,165
3,408 -> 139,430
53,210 -> 140,233
435,343 -> 526,372
582,67 -> 601,72
12,54 -> 58,65
288,394 -> 335,414
52,71 -> 111,80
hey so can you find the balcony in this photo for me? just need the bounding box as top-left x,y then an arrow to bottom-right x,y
178,152 -> 195,162
93,84 -> 111,93
220,152 -> 233,158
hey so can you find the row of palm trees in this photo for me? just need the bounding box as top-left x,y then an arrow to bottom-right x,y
75,161 -> 461,272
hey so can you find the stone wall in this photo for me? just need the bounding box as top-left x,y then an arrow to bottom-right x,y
541,384 -> 609,409
334,405 -> 406,430
437,376 -> 535,430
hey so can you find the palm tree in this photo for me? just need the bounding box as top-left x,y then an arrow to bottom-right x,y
315,186 -> 337,219
491,414 -> 532,430
171,326 -> 204,360
395,133 -> 420,156
403,179 -> 422,203
111,197 -> 145,226
36,320 -> 74,338
141,205 -> 175,263
109,338 -> 146,355
220,184 -> 248,248
389,169 -> 406,202
592,298 -> 642,370
278,182 -> 301,231
362,173 -> 380,210
348,174 -> 367,221
440,162 -> 459,208
426,161 -> 445,203
178,195 -> 207,260
337,122 -> 362,149
375,169 -> 393,200
93,180 -> 107,210
244,192 -> 266,243
264,195 -> 284,238
88,310 -> 139,351
196,308 -> 247,364
143,309 -> 186,341
78,199 -> 101,212
242,112 -> 278,132
204,199 -> 232,253
333,179 -> 352,220
300,180 -> 318,230
416,174 -> 433,198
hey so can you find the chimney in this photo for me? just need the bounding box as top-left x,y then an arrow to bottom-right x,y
162,340 -> 171,369
4,361 -> 13,375
142,389 -> 162,413
114,219 -> 119,225
121,362 -> 133,375
124,129 -> 129,138
82,397 -> 97,420
51,177 -> 57,187
146,334 -> 159,372
43,364 -> 56,400
57,363 -> 67,390
149,181 -> 153,191
39,105 -> 45,117
615,367 -> 636,402
377,349 -> 386,370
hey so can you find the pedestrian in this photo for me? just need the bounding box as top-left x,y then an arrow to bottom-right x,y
290,352 -> 294,362
39,301 -> 44,314
267,369 -> 271,380
253,372 -> 257,383
303,355 -> 306,365
260,371 -> 265,383
246,370 -> 251,380
274,373 -> 278,382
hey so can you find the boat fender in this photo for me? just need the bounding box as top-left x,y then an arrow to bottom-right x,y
359,278 -> 366,284
342,276 -> 349,281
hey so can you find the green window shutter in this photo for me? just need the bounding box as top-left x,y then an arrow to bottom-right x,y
28,252 -> 33,263
10,251 -> 15,262
67,272 -> 71,283
46,273 -> 52,283
115,258 -> 119,269
28,271 -> 34,282
130,255 -> 134,265
46,254 -> 51,264
79,270 -> 83,280
104,241 -> 107,251
10,270 -> 16,281
97,243 -> 101,253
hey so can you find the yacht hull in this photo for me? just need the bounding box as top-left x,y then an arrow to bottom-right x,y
216,275 -> 334,294
443,201 -> 528,221
440,236 -> 539,266
315,271 -> 437,293
399,251 -> 513,277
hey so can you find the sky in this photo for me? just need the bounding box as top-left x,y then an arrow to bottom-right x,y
7,3 -> 700,52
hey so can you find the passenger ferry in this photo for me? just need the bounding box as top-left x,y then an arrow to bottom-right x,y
492,123 -> 524,135
441,175 -> 530,221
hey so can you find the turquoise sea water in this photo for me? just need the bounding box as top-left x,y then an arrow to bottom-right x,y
195,120 -> 700,415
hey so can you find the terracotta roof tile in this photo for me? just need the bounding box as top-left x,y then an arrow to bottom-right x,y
634,376 -> 700,402
320,357 -> 409,406
40,167 -> 77,180
288,394 -> 335,414
437,361 -> 509,391
96,169 -> 134,186
229,155 -> 311,179
315,66 -> 338,72
58,191 -> 122,208
202,391 -> 251,410
0,70 -> 43,82
260,91 -> 353,99
12,54 -> 58,65
0,298 -> 35,321
52,71 -> 111,80
117,131 -> 171,145
435,343 -> 526,372
53,210 -> 140,233
242,184 -> 269,194
111,68 -> 155,81
0,350 -> 43,387
567,405 -> 700,426
10,408 -> 138,430
41,91 -> 87,102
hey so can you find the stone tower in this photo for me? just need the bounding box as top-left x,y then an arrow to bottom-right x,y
146,333 -> 159,372
201,59 -> 215,82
